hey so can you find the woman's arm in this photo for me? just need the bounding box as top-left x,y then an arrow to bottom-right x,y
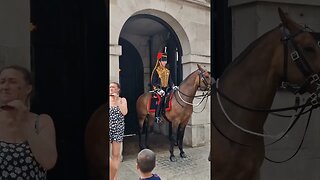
25,114 -> 58,170
6,100 -> 57,170
118,97 -> 128,116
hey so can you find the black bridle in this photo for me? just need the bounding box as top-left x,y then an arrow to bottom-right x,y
173,69 -> 212,109
281,24 -> 320,106
198,69 -> 211,91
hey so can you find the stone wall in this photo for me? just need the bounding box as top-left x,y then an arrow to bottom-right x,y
0,0 -> 30,69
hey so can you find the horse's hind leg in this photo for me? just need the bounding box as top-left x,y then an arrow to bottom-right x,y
169,122 -> 179,162
138,125 -> 144,150
144,117 -> 150,149
138,115 -> 147,150
177,124 -> 187,158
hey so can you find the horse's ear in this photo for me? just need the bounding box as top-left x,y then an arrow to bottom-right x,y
278,8 -> 287,24
278,7 -> 302,33
197,64 -> 203,71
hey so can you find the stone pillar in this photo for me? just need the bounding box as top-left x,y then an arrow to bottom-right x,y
109,44 -> 122,83
182,57 -> 211,147
0,0 -> 30,68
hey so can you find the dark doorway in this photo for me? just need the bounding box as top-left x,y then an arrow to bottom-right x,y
165,35 -> 183,86
119,38 -> 144,135
212,0 -> 232,78
30,0 -> 107,179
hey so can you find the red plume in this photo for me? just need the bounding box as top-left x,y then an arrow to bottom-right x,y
157,52 -> 163,60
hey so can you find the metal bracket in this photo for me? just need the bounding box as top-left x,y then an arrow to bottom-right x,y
281,82 -> 289,89
310,74 -> 320,84
310,93 -> 319,106
290,51 -> 300,61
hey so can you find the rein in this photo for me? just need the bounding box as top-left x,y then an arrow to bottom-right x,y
212,81 -> 311,112
215,79 -> 312,139
265,108 -> 313,163
175,90 -> 209,107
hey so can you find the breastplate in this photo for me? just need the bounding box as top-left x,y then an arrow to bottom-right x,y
156,66 -> 170,87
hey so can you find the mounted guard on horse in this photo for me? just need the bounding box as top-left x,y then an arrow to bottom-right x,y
150,47 -> 176,123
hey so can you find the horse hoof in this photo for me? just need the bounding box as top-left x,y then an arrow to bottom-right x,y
180,152 -> 187,158
170,155 -> 177,162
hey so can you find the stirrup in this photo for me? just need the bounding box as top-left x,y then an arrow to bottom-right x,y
155,117 -> 162,124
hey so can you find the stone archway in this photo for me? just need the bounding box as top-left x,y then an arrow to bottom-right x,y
118,10 -> 190,136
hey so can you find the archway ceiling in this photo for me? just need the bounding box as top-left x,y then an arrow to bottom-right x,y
121,18 -> 167,36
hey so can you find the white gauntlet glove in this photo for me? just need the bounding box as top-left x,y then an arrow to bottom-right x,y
157,89 -> 165,97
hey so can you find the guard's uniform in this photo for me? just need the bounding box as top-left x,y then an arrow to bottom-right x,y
151,52 -> 174,123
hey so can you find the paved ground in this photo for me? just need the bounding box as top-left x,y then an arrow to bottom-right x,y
118,133 -> 211,180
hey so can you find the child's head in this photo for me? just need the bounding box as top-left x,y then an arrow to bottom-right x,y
136,149 -> 156,173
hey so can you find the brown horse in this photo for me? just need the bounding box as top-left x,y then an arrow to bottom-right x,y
84,103 -> 107,180
136,64 -> 212,161
211,8 -> 320,180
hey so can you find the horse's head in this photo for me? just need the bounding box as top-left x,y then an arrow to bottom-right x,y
196,64 -> 212,91
278,8 -> 320,97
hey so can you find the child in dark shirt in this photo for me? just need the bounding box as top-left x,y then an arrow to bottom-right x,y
136,149 -> 161,180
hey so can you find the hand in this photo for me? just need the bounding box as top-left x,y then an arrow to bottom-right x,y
157,89 -> 165,97
173,86 -> 179,90
110,93 -> 119,97
2,100 -> 28,123
0,100 -> 27,113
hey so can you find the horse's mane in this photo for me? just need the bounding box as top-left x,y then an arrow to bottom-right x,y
178,69 -> 211,88
179,69 -> 198,86
220,26 -> 281,79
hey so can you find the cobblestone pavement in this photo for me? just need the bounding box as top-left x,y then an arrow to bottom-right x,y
118,133 -> 211,180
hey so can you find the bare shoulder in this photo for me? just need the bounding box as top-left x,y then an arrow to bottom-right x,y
31,113 -> 55,128
121,97 -> 127,102
38,113 -> 53,120
120,97 -> 127,105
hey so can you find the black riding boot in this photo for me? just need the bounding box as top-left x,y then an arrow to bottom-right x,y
155,96 -> 164,123
155,104 -> 161,123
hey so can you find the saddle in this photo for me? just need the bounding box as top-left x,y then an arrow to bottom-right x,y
148,91 -> 173,113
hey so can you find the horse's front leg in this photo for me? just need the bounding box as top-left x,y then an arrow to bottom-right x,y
177,124 -> 187,158
169,122 -> 179,162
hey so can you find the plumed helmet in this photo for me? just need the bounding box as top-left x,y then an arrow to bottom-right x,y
157,47 -> 168,61
157,52 -> 167,61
